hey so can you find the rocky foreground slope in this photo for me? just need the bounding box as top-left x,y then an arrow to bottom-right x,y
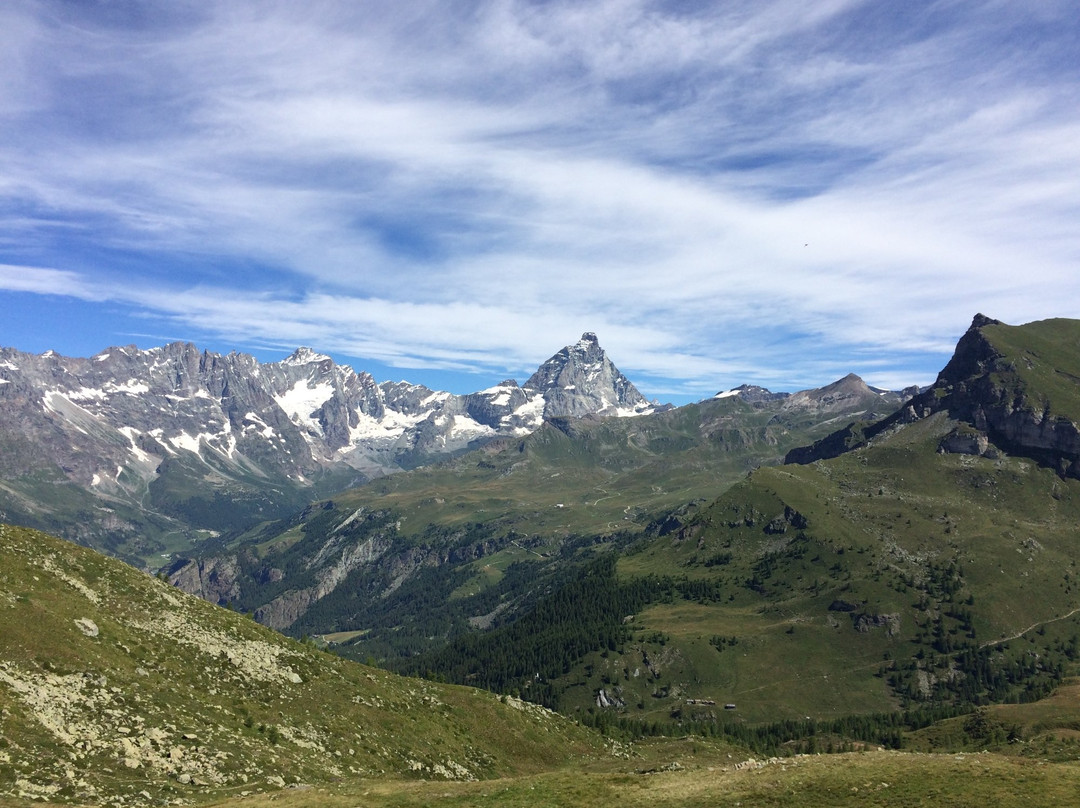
0,523 -> 605,806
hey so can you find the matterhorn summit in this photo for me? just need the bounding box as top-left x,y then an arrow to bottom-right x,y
524,332 -> 655,419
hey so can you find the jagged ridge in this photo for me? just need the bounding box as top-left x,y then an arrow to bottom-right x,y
786,315 -> 1080,477
0,335 -> 657,564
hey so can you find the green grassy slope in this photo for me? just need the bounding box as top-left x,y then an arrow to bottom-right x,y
409,318 -> 1080,726
186,750 -> 1080,808
0,524 -> 607,806
600,414 -> 1080,723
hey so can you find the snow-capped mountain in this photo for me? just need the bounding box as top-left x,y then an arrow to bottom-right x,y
0,334 -> 655,560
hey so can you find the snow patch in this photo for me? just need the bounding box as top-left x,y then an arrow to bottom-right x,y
448,414 -> 496,441
274,380 -> 335,433
714,389 -> 741,399
66,387 -> 107,402
64,380 -> 149,401
106,379 -> 150,395
169,431 -> 209,454
348,407 -> 428,444
480,383 -> 518,407
242,412 -> 276,439
506,393 -> 546,433
116,427 -> 155,464
421,390 -> 452,407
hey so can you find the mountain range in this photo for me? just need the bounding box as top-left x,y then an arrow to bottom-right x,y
0,333 -> 657,566
4,314 -> 1080,807
156,315 -> 1080,728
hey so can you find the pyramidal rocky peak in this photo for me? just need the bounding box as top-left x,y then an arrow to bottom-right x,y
524,332 -> 655,419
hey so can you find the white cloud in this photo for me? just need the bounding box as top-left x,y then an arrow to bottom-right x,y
1,0 -> 1078,397
0,264 -> 104,300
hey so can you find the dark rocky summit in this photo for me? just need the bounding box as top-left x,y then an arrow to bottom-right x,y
787,315 -> 1080,478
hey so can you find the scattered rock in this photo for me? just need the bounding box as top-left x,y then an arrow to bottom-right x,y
74,618 -> 99,638
853,613 -> 901,637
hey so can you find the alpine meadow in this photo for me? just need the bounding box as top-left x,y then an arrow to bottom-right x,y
4,2 -> 1080,805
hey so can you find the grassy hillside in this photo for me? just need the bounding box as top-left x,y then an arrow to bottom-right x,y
155,749 -> 1080,808
179,389 -> 899,663
5,521 -> 1080,808
978,317 -> 1080,416
406,318 -> 1080,726
0,524 -> 607,805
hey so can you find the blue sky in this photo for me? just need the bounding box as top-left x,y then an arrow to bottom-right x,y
2,0 -> 1078,404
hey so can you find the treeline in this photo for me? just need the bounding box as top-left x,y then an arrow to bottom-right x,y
396,555 -> 645,703
395,555 -> 721,706
577,704 -> 970,755
323,528 -> 642,664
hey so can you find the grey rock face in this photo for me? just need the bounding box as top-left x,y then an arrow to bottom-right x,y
524,333 -> 654,419
0,334 -> 658,557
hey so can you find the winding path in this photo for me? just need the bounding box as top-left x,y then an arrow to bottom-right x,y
981,606 -> 1080,648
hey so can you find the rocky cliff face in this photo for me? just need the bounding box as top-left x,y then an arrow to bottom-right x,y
787,315 -> 1080,478
0,334 -> 657,560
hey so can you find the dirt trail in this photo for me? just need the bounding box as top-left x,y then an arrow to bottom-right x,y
982,606 -> 1080,648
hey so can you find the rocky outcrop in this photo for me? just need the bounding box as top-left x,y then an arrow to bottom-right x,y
787,315 -> 1080,478
938,426 -> 994,458
167,555 -> 243,606
252,533 -> 393,630
596,687 -> 626,709
853,612 -> 901,637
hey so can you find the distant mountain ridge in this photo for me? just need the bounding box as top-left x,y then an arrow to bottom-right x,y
716,373 -> 919,408
0,334 -> 657,564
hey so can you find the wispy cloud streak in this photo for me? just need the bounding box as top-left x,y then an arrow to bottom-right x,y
1,0 -> 1078,398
